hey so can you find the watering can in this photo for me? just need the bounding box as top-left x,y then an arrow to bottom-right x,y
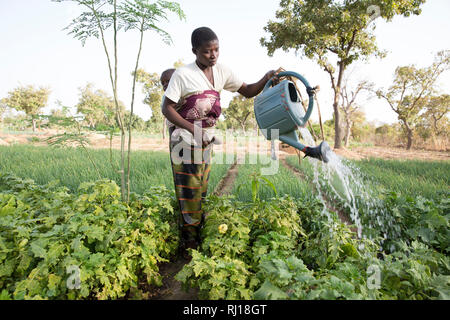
254,71 -> 331,163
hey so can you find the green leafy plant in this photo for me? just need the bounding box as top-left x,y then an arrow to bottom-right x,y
0,172 -> 179,299
236,171 -> 277,203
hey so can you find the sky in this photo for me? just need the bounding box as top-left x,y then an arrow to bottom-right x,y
1,0 -> 449,125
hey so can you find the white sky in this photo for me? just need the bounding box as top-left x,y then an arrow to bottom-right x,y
1,0 -> 449,125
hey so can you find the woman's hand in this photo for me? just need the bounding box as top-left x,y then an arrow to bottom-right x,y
190,125 -> 212,148
237,68 -> 282,99
265,68 -> 283,85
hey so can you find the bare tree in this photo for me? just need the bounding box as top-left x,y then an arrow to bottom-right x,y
340,79 -> 374,147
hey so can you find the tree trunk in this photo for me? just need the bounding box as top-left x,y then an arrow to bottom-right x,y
32,118 -> 36,132
126,20 -> 145,203
333,91 -> 342,149
333,62 -> 345,149
344,118 -> 352,147
406,127 -> 413,150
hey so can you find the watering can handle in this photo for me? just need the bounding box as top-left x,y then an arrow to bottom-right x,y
263,71 -> 315,127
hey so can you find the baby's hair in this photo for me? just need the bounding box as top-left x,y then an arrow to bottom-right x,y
191,27 -> 218,49
160,68 -> 175,81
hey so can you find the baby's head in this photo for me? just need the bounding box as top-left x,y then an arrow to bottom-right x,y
160,68 -> 175,91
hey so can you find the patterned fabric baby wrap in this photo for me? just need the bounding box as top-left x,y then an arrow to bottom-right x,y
168,90 -> 220,245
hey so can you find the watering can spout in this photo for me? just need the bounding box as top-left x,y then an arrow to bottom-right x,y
303,141 -> 332,163
279,131 -> 331,163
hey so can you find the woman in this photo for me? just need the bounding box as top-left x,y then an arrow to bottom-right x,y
161,26 -> 278,258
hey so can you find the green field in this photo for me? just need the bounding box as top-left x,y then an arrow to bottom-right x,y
231,155 -> 311,202
0,145 -> 448,300
286,155 -> 450,200
0,144 -> 232,196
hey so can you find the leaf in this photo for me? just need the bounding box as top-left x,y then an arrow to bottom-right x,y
260,176 -> 278,196
0,289 -> 11,300
47,274 -> 62,297
30,242 -> 47,259
0,260 -> 16,277
253,279 -> 289,300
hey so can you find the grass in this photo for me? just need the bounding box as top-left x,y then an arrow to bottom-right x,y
352,158 -> 449,199
0,144 -> 232,196
231,154 -> 312,202
286,155 -> 449,200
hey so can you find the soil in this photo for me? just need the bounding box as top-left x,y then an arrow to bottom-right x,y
339,145 -> 450,161
1,129 -> 448,161
148,256 -> 199,300
212,162 -> 239,197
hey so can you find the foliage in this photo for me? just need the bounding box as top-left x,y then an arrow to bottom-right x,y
236,171 -> 278,203
376,50 -> 450,149
175,250 -> 258,300
383,192 -> 449,253
222,95 -> 256,131
420,94 -> 450,138
76,83 -> 124,130
175,195 -> 303,300
0,172 -> 179,299
135,69 -> 165,133
53,0 -> 186,203
1,85 -> 50,132
260,0 -> 426,148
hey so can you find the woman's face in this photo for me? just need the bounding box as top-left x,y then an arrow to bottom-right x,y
193,39 -> 219,68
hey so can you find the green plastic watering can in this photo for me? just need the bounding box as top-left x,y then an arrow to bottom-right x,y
254,71 -> 331,163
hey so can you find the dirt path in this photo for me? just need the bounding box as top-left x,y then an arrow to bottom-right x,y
148,160 -> 240,300
212,161 -> 239,197
280,156 -> 356,232
333,146 -> 450,161
149,256 -> 199,300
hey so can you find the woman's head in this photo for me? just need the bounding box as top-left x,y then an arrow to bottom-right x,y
191,27 -> 219,68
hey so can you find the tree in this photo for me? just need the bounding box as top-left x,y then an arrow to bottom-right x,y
1,85 -> 50,132
124,110 -> 146,131
423,94 -> 450,137
135,60 -> 184,138
376,51 -> 450,149
348,110 -> 372,143
222,95 -> 256,132
260,0 -> 425,149
76,83 -> 124,129
54,0 -> 185,202
135,69 -> 165,134
50,100 -> 71,120
339,78 -> 374,147
0,101 -> 6,125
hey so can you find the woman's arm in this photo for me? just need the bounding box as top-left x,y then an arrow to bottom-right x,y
237,70 -> 278,98
161,97 -> 194,133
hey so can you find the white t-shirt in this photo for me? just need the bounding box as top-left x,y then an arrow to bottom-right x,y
164,62 -> 243,103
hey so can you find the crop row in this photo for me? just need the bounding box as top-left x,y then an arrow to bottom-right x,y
0,145 -> 232,195
176,192 -> 449,299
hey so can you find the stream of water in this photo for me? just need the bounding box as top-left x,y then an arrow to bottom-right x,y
297,128 -> 396,248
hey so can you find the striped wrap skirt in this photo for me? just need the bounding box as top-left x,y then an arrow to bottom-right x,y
168,127 -> 212,244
